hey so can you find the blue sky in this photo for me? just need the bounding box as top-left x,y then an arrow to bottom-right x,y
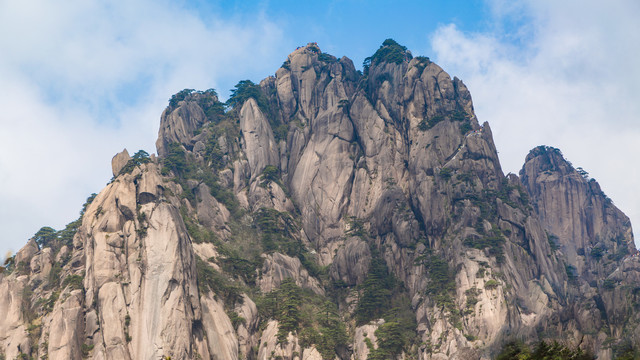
183,0 -> 492,97
194,0 -> 489,67
1,0 -> 639,259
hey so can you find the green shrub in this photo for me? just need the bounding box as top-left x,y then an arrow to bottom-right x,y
603,279 -> 617,290
497,341 -> 531,360
208,180 -> 241,217
590,247 -> 604,260
47,262 -> 63,289
418,115 -> 444,131
32,226 -> 57,248
168,89 -> 195,108
368,321 -> 404,359
272,123 -> 288,143
162,143 -> 191,175
196,88 -> 225,121
204,133 -> 224,170
195,256 -> 242,307
451,110 -> 468,122
136,227 -> 147,238
465,287 -> 480,309
465,334 -> 478,341
459,121 -> 472,135
363,39 -> 411,71
612,342 -> 639,360
181,208 -> 217,244
260,165 -> 281,187
419,254 -> 456,307
226,310 -> 246,329
318,53 -> 338,63
565,264 -> 577,283
547,232 -> 560,251
81,343 -> 94,357
257,280 -> 348,358
62,275 -> 84,290
162,139 -> 242,215
276,278 -> 301,342
531,341 -> 594,359
226,80 -> 265,110
355,251 -> 395,325
414,56 -> 431,75
218,250 -> 261,285
456,172 -> 474,184
484,279 -> 499,290
439,167 -> 453,181
168,88 -> 225,120
42,291 -> 60,312
225,80 -> 288,142
254,208 -> 301,257
118,150 -> 151,176
463,225 -> 505,263
307,43 -> 320,53
256,278 -> 301,342
16,261 -> 30,276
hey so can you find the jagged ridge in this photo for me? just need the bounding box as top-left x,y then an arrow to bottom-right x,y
1,40 -> 638,360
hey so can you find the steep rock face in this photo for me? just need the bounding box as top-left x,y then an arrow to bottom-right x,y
81,163 -> 209,360
233,42 -> 571,359
239,98 -> 279,180
0,275 -> 29,360
521,146 -> 637,276
521,146 -> 640,357
330,237 -> 371,286
1,40 -> 639,360
156,91 -> 213,157
45,289 -> 84,360
351,321 -> 382,360
281,48 -> 359,248
259,253 -> 324,295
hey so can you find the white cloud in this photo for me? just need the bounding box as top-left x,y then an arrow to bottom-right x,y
431,0 -> 640,247
2,0 -> 638,262
0,0 -> 288,258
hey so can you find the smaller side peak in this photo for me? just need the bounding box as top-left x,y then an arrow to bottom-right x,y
284,43 -> 322,66
364,38 -> 413,69
283,42 -> 341,72
525,145 -> 565,163
521,145 -> 579,179
289,42 -> 322,57
167,88 -> 220,111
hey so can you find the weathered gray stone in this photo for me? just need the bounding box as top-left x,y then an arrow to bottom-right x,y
1,41 -> 639,360
111,149 -> 130,177
259,252 -> 324,295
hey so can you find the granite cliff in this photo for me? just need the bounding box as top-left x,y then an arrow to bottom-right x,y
1,40 -> 638,360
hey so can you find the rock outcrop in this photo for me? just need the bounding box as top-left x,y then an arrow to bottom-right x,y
111,149 -> 130,177
521,146 -> 640,357
1,40 -> 638,360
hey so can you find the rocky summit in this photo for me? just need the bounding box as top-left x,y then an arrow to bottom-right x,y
1,40 -> 639,360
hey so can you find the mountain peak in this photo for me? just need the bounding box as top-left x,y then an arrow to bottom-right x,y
1,40 -> 639,360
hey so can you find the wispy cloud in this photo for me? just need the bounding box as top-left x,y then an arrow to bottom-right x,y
1,0 -> 638,260
431,0 -> 640,247
0,0 -> 287,257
